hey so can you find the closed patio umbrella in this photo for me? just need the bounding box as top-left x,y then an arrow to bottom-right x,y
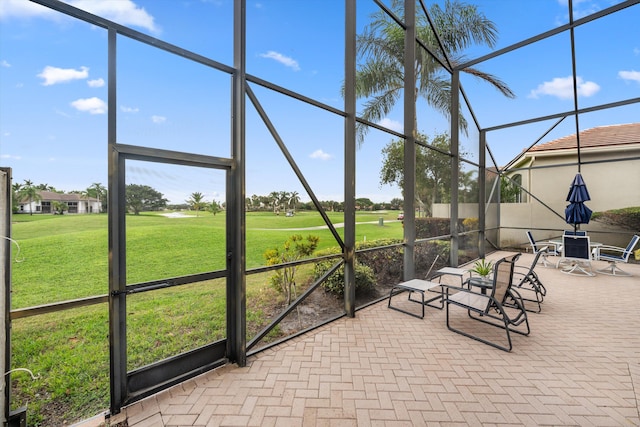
565,173 -> 592,232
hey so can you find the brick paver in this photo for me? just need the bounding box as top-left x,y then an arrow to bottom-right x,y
88,252 -> 640,426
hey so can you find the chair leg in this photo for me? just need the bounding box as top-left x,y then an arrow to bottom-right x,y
561,261 -> 595,276
446,302 -> 513,352
596,261 -> 632,276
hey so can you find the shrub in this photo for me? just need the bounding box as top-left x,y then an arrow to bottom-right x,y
312,246 -> 378,297
592,207 -> 640,231
315,262 -> 376,297
263,234 -> 319,305
415,217 -> 466,238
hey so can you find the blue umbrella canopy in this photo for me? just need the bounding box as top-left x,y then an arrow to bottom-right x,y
566,172 -> 591,203
565,173 -> 592,228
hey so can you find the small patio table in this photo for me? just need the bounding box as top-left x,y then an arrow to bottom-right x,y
387,279 -> 444,319
467,276 -> 493,295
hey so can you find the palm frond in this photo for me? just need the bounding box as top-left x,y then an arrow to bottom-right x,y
462,67 -> 515,99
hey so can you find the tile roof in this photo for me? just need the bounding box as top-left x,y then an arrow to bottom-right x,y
528,122 -> 640,153
38,190 -> 99,202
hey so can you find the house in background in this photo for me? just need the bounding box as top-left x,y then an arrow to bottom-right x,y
500,123 -> 640,246
18,190 -> 101,214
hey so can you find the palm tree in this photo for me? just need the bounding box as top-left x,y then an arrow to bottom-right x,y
207,200 -> 221,216
288,191 -> 300,214
187,192 -> 206,217
18,179 -> 41,215
87,182 -> 107,212
354,0 -> 514,143
11,182 -> 22,213
268,191 -> 281,215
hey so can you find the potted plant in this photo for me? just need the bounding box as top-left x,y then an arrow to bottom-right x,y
471,259 -> 493,278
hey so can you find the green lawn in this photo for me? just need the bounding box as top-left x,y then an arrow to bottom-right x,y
8,209 -> 403,425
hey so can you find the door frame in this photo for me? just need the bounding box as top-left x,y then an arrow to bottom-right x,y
108,143 -> 236,410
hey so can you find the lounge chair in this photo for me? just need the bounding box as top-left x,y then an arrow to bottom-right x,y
444,253 -> 529,352
593,235 -> 639,276
511,250 -> 547,313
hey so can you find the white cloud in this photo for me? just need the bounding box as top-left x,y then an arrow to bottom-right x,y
0,0 -> 159,33
87,78 -> 104,88
0,0 -> 56,20
0,154 -> 21,160
70,0 -> 159,33
259,51 -> 300,71
634,47 -> 640,56
151,115 -> 166,124
555,0 -> 599,20
1,60 -> 10,68
70,97 -> 107,114
120,105 -> 139,113
309,149 -> 332,161
378,118 -> 403,132
528,76 -> 600,100
619,70 -> 640,83
38,65 -> 88,86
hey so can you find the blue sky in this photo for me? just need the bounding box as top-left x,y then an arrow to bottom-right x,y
1,0 -> 638,204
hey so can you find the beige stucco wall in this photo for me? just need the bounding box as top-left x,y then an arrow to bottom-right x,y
501,148 -> 639,248
433,147 -> 640,249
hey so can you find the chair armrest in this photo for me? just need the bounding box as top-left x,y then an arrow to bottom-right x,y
593,245 -> 626,259
540,242 -> 561,254
440,283 -> 489,297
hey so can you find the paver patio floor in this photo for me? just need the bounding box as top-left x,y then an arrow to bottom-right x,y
87,251 -> 640,426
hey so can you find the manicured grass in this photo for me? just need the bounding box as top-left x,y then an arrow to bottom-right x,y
8,210 -> 403,425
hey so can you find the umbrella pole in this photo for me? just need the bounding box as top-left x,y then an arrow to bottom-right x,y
569,0 -> 582,172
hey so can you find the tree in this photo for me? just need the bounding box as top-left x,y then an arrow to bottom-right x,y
500,176 -> 521,203
250,194 -> 261,211
186,191 -> 206,216
207,200 -> 222,216
87,182 -> 107,212
354,0 -> 514,143
52,201 -> 68,215
458,169 -> 479,203
11,182 -> 22,213
288,191 -> 300,214
125,184 -> 167,215
263,234 -> 319,306
17,179 -> 41,215
390,197 -> 404,210
269,191 -> 283,215
36,183 -> 57,191
380,132 -> 466,216
355,198 -> 374,211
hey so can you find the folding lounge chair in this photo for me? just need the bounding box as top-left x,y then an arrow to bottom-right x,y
511,250 -> 547,313
444,253 -> 530,352
593,235 -> 639,276
526,231 -> 559,267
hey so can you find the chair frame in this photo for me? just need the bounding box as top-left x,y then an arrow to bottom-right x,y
557,234 -> 594,276
511,250 -> 547,313
526,231 -> 559,267
593,235 -> 639,276
443,254 -> 529,352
